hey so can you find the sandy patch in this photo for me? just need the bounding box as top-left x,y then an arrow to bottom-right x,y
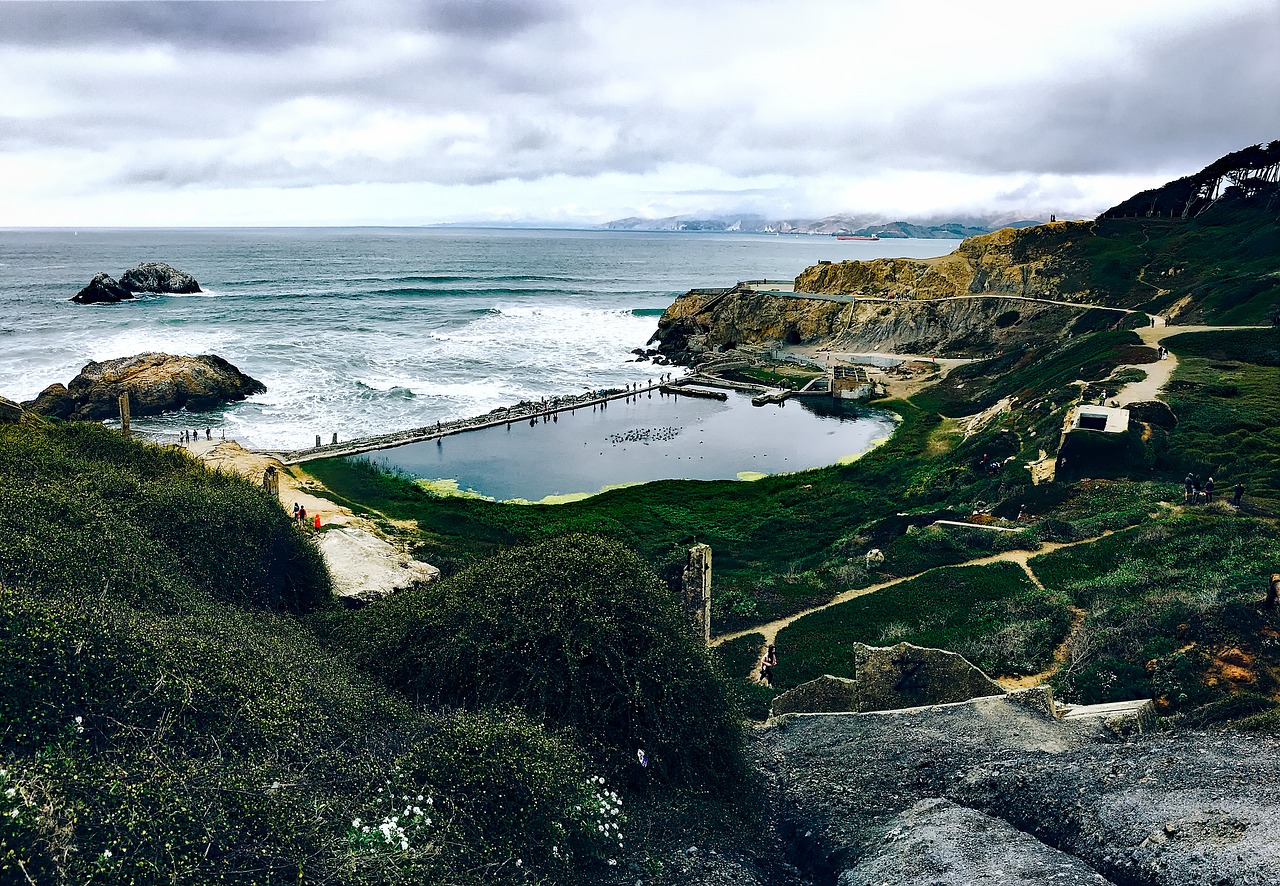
192,440 -> 437,601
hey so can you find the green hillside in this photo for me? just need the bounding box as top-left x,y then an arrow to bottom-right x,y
0,422 -> 747,885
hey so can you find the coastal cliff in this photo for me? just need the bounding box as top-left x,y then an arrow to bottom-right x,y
795,222 -> 1093,301
650,282 -> 1119,362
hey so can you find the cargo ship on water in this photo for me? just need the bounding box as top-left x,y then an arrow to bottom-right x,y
833,233 -> 880,241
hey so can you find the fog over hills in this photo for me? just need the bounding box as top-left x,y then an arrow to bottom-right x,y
601,211 -> 1049,237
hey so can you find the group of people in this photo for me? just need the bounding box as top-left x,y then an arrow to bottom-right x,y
181,427 -> 221,443
1156,345 -> 1170,360
292,501 -> 321,530
1184,473 -> 1244,506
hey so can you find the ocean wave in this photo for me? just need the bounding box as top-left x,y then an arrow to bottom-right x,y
366,286 -> 588,299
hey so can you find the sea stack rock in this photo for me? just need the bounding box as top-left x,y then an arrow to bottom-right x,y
25,353 -> 267,420
71,273 -> 134,304
119,262 -> 201,294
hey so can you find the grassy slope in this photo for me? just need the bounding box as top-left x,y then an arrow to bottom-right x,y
1030,515 -> 1280,709
1157,329 -> 1280,510
772,562 -> 1071,691
1079,203 -> 1280,324
0,424 -> 686,885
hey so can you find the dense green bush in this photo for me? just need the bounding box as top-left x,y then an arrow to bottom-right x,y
0,425 -> 638,884
0,423 -> 329,613
343,535 -> 747,793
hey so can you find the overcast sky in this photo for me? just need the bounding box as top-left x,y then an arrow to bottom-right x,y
1,0 -> 1277,227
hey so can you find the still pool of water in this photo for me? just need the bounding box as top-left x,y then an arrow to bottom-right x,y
367,389 -> 897,502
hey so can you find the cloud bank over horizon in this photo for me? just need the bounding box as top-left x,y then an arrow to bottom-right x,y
1,0 -> 1277,226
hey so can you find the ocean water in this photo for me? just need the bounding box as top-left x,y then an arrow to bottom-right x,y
0,228 -> 956,450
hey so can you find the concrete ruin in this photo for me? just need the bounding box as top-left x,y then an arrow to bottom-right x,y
681,543 -> 712,645
770,642 -> 1005,717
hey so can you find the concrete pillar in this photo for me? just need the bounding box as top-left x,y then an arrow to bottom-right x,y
681,544 -> 712,645
315,434 -> 322,448
117,392 -> 131,436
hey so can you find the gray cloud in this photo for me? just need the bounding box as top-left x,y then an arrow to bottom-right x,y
1,0 -> 1277,222
416,0 -> 568,38
0,1 -> 330,49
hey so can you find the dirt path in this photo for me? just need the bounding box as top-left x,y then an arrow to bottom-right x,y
1113,324 -> 1266,406
192,440 -> 438,601
714,531 -> 1114,684
995,606 -> 1087,691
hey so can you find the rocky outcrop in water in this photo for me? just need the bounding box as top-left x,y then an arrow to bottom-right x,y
72,273 -> 135,304
71,263 -> 200,304
119,262 -> 201,294
24,353 -> 266,420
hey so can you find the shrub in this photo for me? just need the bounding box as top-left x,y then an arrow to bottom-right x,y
344,535 -> 747,793
0,423 -> 330,614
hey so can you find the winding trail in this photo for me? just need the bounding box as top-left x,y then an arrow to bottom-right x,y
1112,324 -> 1267,406
713,531 -> 1115,684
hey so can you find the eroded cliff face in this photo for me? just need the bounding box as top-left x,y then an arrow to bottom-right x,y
796,222 -> 1095,301
649,222 -> 1127,362
651,287 -> 1095,361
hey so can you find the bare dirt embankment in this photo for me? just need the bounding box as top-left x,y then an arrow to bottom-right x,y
193,440 -> 437,602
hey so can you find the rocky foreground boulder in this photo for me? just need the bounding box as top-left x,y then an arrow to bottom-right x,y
71,262 -> 200,304
24,353 -> 266,420
750,696 -> 1280,885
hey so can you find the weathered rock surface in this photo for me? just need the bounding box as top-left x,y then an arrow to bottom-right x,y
0,395 -> 24,424
752,695 -> 1280,885
25,353 -> 266,420
24,383 -> 75,419
770,643 -> 1004,716
838,798 -> 1115,885
71,272 -> 134,304
0,395 -> 48,426
650,287 -> 1103,364
119,261 -> 200,294
953,732 -> 1280,886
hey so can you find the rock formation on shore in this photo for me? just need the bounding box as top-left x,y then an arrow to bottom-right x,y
24,353 -> 266,420
71,262 -> 200,303
794,223 -> 1092,302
